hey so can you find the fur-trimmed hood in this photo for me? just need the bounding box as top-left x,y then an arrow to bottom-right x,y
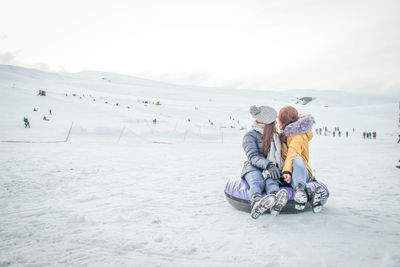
283,115 -> 315,137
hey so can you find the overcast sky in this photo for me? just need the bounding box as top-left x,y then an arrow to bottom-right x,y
1,0 -> 399,95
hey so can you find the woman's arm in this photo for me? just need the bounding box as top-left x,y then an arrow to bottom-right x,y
282,135 -> 304,175
242,133 -> 270,170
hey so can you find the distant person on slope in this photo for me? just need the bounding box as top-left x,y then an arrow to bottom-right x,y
278,106 -> 327,213
24,117 -> 30,128
241,105 -> 288,219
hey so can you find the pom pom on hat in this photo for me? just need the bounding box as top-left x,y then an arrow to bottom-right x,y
249,105 -> 277,124
249,105 -> 260,116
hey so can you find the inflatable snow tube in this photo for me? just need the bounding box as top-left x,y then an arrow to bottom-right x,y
224,178 -> 329,213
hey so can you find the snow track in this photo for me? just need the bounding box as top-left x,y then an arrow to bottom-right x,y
1,138 -> 399,266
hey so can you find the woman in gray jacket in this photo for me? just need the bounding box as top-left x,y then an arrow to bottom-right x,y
241,105 -> 288,219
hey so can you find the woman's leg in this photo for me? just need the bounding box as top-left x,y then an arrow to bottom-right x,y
265,178 -> 280,195
291,156 -> 311,210
291,156 -> 311,188
244,170 -> 265,200
245,171 -> 277,219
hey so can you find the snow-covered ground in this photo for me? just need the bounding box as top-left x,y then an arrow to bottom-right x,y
1,64 -> 399,266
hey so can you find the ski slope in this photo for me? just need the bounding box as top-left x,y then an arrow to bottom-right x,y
0,64 -> 399,266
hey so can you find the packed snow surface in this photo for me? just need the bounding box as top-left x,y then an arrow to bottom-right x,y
1,65 -> 399,266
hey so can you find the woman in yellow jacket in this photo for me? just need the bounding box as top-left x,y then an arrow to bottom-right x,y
278,106 -> 318,211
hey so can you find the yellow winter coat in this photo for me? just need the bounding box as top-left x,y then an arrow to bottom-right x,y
281,131 -> 313,179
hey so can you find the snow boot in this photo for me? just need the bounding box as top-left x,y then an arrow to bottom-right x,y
311,186 -> 328,213
250,194 -> 276,219
294,184 -> 308,210
270,189 -> 288,216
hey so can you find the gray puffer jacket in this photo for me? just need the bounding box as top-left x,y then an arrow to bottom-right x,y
240,130 -> 274,178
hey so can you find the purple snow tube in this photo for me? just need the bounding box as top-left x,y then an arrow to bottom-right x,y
224,178 -> 329,213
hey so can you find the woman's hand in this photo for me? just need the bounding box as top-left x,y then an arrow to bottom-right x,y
283,173 -> 291,184
266,163 -> 281,180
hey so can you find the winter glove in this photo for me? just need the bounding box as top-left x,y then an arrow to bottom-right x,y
262,163 -> 281,180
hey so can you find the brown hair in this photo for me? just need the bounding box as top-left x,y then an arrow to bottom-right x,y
262,121 -> 277,156
278,106 -> 299,131
278,106 -> 299,143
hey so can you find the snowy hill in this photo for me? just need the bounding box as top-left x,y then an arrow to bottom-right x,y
0,64 -> 397,143
1,64 -> 400,266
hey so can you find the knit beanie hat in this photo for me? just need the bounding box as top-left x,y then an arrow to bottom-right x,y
249,105 -> 277,124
